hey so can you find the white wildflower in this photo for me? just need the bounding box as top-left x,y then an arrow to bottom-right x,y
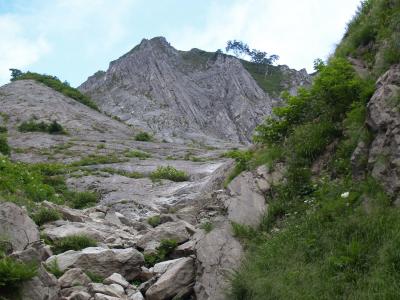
341,192 -> 350,198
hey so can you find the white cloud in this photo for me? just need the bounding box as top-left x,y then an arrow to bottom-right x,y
171,0 -> 361,72
0,15 -> 50,83
0,0 -> 137,84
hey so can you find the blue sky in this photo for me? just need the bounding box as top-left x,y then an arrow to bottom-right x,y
0,0 -> 361,87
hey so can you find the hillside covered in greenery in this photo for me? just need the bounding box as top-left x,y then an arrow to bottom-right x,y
228,0 -> 400,299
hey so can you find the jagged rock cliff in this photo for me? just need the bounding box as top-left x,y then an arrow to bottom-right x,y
79,37 -> 310,145
353,64 -> 400,201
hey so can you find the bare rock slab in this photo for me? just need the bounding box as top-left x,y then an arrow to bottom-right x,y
103,273 -> 130,288
58,268 -> 92,288
46,247 -> 144,280
146,257 -> 195,300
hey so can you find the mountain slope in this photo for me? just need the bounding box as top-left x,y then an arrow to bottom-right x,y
79,37 -> 310,145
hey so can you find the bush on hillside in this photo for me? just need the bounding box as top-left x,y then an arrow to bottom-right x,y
31,207 -> 61,226
144,239 -> 178,267
0,136 -> 10,155
67,191 -> 99,209
18,119 -> 66,135
150,166 -> 189,182
135,132 -> 152,142
52,235 -> 97,254
0,254 -> 37,294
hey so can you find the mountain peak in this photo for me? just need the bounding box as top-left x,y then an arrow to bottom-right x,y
79,39 -> 311,145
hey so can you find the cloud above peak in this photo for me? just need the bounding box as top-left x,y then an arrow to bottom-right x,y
0,14 -> 51,83
171,0 -> 361,72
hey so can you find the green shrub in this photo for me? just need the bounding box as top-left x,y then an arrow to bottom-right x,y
45,259 -> 63,278
231,222 -> 257,241
0,136 -> 10,156
200,221 -> 214,233
13,71 -> 99,110
71,154 -> 126,166
48,120 -> 65,134
147,215 -> 161,227
67,191 -> 99,209
144,239 -> 178,267
18,119 -> 66,135
0,255 -> 37,291
286,121 -> 339,166
125,150 -> 151,159
150,166 -> 189,182
0,126 -> 7,133
31,207 -> 61,226
135,132 -> 152,141
223,150 -> 253,186
52,235 -> 97,254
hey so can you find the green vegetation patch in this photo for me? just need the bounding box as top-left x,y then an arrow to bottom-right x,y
150,166 -> 189,182
45,259 -> 63,278
223,149 -> 253,186
18,119 -> 66,135
0,136 -> 10,156
52,235 -> 97,254
242,61 -> 284,96
335,0 -> 400,75
0,254 -> 37,295
147,215 -> 161,227
71,154 -> 127,166
200,221 -> 214,233
67,191 -> 99,209
125,149 -> 151,159
31,207 -> 61,226
0,158 -> 98,211
144,239 -> 178,267
135,132 -> 152,142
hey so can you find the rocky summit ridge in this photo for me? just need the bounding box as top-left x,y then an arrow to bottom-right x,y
79,37 -> 311,145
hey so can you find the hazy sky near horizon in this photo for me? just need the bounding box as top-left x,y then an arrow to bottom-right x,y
0,0 -> 361,87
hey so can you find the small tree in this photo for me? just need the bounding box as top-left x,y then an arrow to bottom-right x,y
225,40 -> 279,76
9,69 -> 23,81
226,40 -> 250,58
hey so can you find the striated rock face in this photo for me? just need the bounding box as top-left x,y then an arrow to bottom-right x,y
79,37 -> 310,145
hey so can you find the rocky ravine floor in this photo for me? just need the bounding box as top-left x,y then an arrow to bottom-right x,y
0,80 -> 274,300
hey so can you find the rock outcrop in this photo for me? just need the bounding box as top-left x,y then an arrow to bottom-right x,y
79,37 -> 310,145
46,247 -> 144,280
0,202 -> 40,251
353,64 -> 400,201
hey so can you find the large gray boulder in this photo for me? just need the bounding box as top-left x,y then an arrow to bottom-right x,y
46,247 -> 144,280
0,202 -> 40,251
103,273 -> 130,289
58,268 -> 92,288
226,171 -> 267,227
194,223 -> 243,300
146,257 -> 195,300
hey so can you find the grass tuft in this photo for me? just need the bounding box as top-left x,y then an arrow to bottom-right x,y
150,166 -> 189,182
